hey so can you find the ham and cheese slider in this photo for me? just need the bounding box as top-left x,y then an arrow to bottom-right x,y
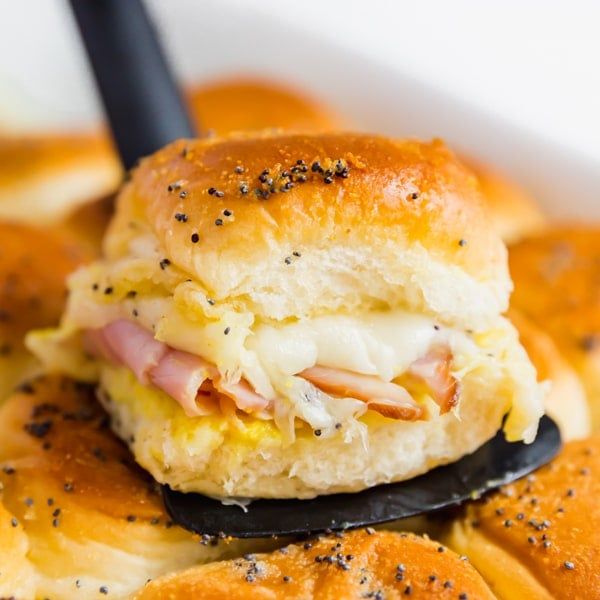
29,132 -> 545,499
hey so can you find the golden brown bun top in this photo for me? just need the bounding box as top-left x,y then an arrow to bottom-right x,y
187,77 -> 340,136
0,222 -> 87,344
461,435 -> 600,596
0,132 -> 116,183
134,529 -> 494,599
0,375 -> 170,522
108,133 -> 508,321
462,157 -> 545,244
510,226 -> 600,360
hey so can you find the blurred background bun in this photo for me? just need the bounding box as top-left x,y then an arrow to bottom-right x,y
0,375 -> 270,599
0,222 -> 87,401
134,529 -> 494,599
444,435 -> 600,598
187,77 -> 342,135
508,308 -> 590,441
0,501 -> 35,598
510,227 -> 600,431
0,133 -> 120,225
462,156 -> 546,244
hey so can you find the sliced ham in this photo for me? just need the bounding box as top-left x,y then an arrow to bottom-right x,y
149,350 -> 215,417
408,347 -> 459,414
299,365 -> 424,421
86,319 -> 269,416
102,319 -> 168,384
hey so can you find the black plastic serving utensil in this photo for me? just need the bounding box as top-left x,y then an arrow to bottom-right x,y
67,0 -> 562,540
163,416 -> 561,538
68,0 -> 195,170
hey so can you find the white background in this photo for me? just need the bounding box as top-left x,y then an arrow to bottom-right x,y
1,0 -> 599,216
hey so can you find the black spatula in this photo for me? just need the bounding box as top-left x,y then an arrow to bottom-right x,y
67,0 -> 562,539
162,415 -> 560,538
68,0 -> 195,169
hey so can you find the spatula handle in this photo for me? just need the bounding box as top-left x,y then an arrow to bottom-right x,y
68,0 -> 196,170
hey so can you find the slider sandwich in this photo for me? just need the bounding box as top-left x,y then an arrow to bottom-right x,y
29,133 -> 545,499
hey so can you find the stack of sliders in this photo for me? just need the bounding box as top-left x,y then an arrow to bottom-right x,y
28,131 -> 545,500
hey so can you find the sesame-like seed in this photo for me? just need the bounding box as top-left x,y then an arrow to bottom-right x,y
458,239 -> 467,247
429,575 -> 437,582
52,508 -> 61,517
543,540 -> 552,548
3,466 -> 15,475
104,286 -> 113,295
64,482 -> 74,492
99,586 -> 109,594
174,213 -> 188,222
516,513 -> 525,520
284,256 -> 292,265
127,515 -> 136,522
215,190 -> 225,198
495,508 -> 505,516
10,517 -> 18,527
580,467 -> 590,475
191,233 -> 200,243
52,518 -> 60,528
443,581 -> 453,588
24,498 -> 33,507
207,298 -> 215,306
437,546 -> 445,553
314,429 -> 322,437
528,536 -> 536,544
323,175 -> 333,184
459,594 -> 468,600
92,283 -> 99,291
504,519 -> 513,528
234,165 -> 245,174
159,258 -> 171,270
566,488 -> 575,497
208,187 -> 217,195
240,183 -> 249,194
223,209 -> 232,217
335,422 -> 342,429
179,191 -> 188,199
564,561 -> 575,570
215,218 -> 224,226
404,584 -> 412,595
366,527 -> 375,535
224,327 -> 231,335
411,192 -> 419,200
283,576 -> 291,583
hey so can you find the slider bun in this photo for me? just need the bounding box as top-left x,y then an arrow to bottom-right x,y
462,157 -> 545,244
0,222 -> 87,400
0,502 -> 36,599
134,529 -> 494,599
108,133 -> 510,325
0,375 -> 269,599
509,308 -> 590,441
187,77 -> 341,135
510,227 -> 600,430
0,133 -> 120,225
444,435 -> 600,599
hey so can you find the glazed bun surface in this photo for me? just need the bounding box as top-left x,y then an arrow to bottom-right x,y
134,529 -> 494,600
187,77 -> 340,136
510,226 -> 600,430
445,435 -> 600,599
463,157 -> 545,244
0,222 -> 86,400
509,308 -> 590,441
0,133 -> 120,225
108,133 -> 509,325
0,375 -> 268,599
